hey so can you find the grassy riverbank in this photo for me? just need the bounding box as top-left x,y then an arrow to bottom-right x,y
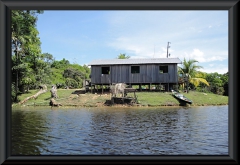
12,89 -> 228,108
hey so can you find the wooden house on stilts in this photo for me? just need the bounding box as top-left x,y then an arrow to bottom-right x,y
88,58 -> 182,92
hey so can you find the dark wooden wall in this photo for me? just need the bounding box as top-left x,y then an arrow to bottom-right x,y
90,64 -> 178,85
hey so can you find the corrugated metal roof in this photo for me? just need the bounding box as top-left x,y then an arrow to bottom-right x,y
88,58 -> 182,66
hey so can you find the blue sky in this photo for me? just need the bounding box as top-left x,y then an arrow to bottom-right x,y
36,10 -> 228,74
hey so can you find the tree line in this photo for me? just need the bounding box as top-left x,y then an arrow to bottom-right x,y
11,10 -> 228,103
11,10 -> 90,103
178,58 -> 228,96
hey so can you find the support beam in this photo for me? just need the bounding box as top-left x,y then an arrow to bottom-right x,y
102,84 -> 103,94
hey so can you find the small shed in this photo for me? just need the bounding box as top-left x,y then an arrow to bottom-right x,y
88,58 -> 182,91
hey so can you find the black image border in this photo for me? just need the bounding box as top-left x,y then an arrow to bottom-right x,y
0,0 -> 239,164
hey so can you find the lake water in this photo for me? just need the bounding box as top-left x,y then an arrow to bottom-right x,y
11,105 -> 228,155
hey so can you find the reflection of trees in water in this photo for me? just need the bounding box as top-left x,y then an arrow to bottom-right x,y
90,110 -> 127,140
179,106 -> 228,154
12,109 -> 49,155
11,107 -> 227,155
126,109 -> 183,141
89,108 -> 187,154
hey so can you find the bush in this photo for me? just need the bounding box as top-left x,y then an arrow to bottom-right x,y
65,78 -> 78,88
210,86 -> 225,95
223,82 -> 228,96
216,87 -> 224,95
196,87 -> 210,93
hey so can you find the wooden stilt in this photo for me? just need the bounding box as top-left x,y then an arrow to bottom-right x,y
102,84 -> 103,95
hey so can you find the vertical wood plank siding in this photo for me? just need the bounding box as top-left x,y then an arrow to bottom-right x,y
91,64 -> 178,84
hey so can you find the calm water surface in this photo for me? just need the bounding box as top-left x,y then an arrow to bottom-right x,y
11,106 -> 228,155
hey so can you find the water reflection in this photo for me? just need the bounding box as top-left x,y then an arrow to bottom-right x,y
11,106 -> 228,155
12,108 -> 50,155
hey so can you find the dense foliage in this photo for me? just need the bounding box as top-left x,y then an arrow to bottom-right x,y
178,58 -> 228,96
204,72 -> 228,96
11,11 -> 90,103
12,10 -> 43,102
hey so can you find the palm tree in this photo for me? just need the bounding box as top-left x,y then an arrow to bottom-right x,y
117,53 -> 130,59
178,58 -> 209,93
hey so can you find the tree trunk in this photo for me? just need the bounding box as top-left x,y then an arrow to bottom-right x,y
186,75 -> 189,93
19,85 -> 47,105
14,43 -> 19,102
14,68 -> 18,102
50,85 -> 58,98
49,98 -> 62,107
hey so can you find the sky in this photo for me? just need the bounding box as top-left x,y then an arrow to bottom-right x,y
36,10 -> 228,74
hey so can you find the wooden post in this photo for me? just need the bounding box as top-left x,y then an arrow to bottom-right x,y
134,91 -> 137,103
102,84 -> 103,95
84,78 -> 86,93
111,96 -> 114,104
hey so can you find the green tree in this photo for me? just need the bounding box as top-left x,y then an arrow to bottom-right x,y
49,60 -> 91,89
42,53 -> 54,65
11,10 -> 43,102
51,58 -> 70,69
178,58 -> 209,93
65,78 -> 78,88
206,72 -> 227,95
63,67 -> 85,88
222,72 -> 228,96
117,53 -> 130,59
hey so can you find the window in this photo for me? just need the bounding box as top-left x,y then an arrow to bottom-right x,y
159,66 -> 168,73
131,66 -> 140,73
102,67 -> 110,74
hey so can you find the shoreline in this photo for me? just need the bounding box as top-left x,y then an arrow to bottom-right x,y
13,101 -> 228,108
12,89 -> 228,108
12,104 -> 229,110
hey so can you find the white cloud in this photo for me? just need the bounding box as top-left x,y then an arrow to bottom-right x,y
199,66 -> 228,74
105,10 -> 228,75
178,49 -> 227,63
108,36 -> 162,58
190,49 -> 205,62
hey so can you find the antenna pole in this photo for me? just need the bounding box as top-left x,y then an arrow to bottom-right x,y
167,42 -> 171,58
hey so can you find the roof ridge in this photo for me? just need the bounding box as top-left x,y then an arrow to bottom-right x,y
88,58 -> 182,65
